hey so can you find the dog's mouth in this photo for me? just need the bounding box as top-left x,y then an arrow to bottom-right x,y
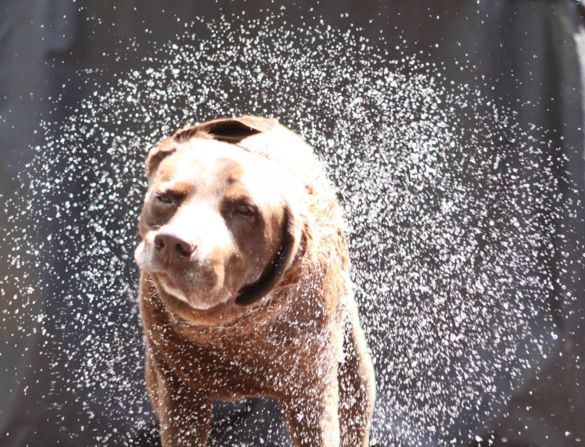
135,239 -> 226,310
135,243 -> 232,312
152,252 -> 291,313
154,273 -> 232,311
155,275 -> 190,305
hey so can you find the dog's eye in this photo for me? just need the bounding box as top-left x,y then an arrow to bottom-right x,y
233,204 -> 257,217
155,193 -> 173,204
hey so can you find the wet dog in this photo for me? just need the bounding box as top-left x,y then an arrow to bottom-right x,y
135,116 -> 375,446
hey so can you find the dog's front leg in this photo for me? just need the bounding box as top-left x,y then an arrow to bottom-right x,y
146,355 -> 212,447
281,373 -> 341,447
157,385 -> 212,447
338,310 -> 376,447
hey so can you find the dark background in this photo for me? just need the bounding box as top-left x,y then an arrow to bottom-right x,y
1,1 -> 584,446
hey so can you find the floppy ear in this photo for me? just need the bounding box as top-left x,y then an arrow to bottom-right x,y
146,116 -> 277,179
235,204 -> 303,306
145,137 -> 177,178
173,116 -> 278,144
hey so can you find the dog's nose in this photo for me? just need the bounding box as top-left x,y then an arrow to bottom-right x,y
154,233 -> 196,259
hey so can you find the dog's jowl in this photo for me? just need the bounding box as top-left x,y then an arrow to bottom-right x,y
135,116 -> 376,447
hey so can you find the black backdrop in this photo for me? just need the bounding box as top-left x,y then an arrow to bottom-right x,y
1,1 -> 584,446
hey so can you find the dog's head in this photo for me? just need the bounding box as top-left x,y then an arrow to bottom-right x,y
135,116 -> 304,325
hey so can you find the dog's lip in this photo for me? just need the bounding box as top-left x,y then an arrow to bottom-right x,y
148,275 -> 248,328
153,273 -> 256,307
155,274 -> 191,305
152,272 -> 237,311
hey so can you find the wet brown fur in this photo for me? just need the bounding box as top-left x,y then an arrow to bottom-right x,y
137,116 -> 375,446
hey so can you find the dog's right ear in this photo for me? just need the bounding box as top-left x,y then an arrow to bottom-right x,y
173,116 -> 278,144
145,138 -> 176,179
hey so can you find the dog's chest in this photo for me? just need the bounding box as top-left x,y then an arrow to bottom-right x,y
152,314 -> 336,395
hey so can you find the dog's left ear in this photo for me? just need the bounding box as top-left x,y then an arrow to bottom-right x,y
173,116 -> 278,144
145,137 -> 177,179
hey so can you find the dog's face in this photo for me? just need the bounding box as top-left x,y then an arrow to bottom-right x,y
135,121 -> 301,324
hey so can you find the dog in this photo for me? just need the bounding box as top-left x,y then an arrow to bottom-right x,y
135,116 -> 375,446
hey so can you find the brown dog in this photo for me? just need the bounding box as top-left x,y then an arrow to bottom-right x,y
135,116 -> 375,446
